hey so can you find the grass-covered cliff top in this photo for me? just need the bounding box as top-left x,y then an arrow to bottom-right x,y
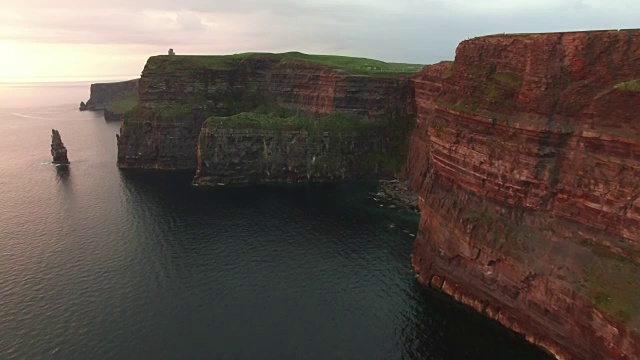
106,91 -> 139,114
147,51 -> 424,77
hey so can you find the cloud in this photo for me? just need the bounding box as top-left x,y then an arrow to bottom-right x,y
176,12 -> 207,31
1,0 -> 639,67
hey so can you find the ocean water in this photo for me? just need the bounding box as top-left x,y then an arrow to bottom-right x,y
0,82 -> 551,360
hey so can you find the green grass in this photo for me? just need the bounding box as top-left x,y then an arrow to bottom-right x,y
586,253 -> 640,324
494,72 -> 522,88
122,104 -> 193,121
107,92 -> 139,114
155,105 -> 193,118
443,66 -> 456,79
148,51 -> 424,77
122,104 -> 144,121
486,72 -> 522,102
614,79 -> 640,92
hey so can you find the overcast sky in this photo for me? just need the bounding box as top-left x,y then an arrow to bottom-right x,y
0,0 -> 638,80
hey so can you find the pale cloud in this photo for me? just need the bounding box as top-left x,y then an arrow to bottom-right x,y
441,0 -> 576,13
0,0 -> 639,79
176,12 -> 208,31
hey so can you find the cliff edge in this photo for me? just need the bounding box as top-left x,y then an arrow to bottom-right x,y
117,52 -> 419,172
80,79 -> 139,119
405,29 -> 640,359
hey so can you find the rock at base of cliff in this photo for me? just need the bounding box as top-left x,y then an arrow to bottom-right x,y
51,129 -> 69,165
379,180 -> 419,211
79,101 -> 87,111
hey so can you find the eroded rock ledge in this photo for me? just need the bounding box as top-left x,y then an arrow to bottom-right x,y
405,29 -> 640,360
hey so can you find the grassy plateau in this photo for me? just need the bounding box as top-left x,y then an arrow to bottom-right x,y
148,51 -> 424,77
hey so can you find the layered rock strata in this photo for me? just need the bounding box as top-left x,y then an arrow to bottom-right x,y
51,129 -> 69,165
405,30 -> 640,360
117,55 -> 415,170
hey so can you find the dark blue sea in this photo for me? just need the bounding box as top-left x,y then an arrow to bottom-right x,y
0,82 -> 551,359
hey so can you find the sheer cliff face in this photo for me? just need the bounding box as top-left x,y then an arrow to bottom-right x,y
84,79 -> 139,111
194,127 -> 389,185
406,30 -> 640,359
117,56 -> 414,170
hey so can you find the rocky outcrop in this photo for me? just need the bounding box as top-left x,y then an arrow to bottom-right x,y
379,180 -> 419,210
51,129 -> 69,165
117,55 -> 415,170
405,30 -> 640,360
80,79 -> 139,111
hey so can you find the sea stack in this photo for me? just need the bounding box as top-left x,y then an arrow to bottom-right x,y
51,129 -> 69,165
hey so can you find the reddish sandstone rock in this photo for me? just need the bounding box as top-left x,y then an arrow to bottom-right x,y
405,30 -> 640,360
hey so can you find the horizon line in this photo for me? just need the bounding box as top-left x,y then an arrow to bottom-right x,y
0,75 -> 140,84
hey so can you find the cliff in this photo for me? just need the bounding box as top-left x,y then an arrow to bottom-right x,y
117,53 -> 418,170
193,113 -> 409,185
112,35 -> 640,358
80,79 -> 139,113
405,30 -> 640,359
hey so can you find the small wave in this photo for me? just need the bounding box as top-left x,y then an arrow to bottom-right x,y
38,162 -> 70,167
11,112 -> 52,120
